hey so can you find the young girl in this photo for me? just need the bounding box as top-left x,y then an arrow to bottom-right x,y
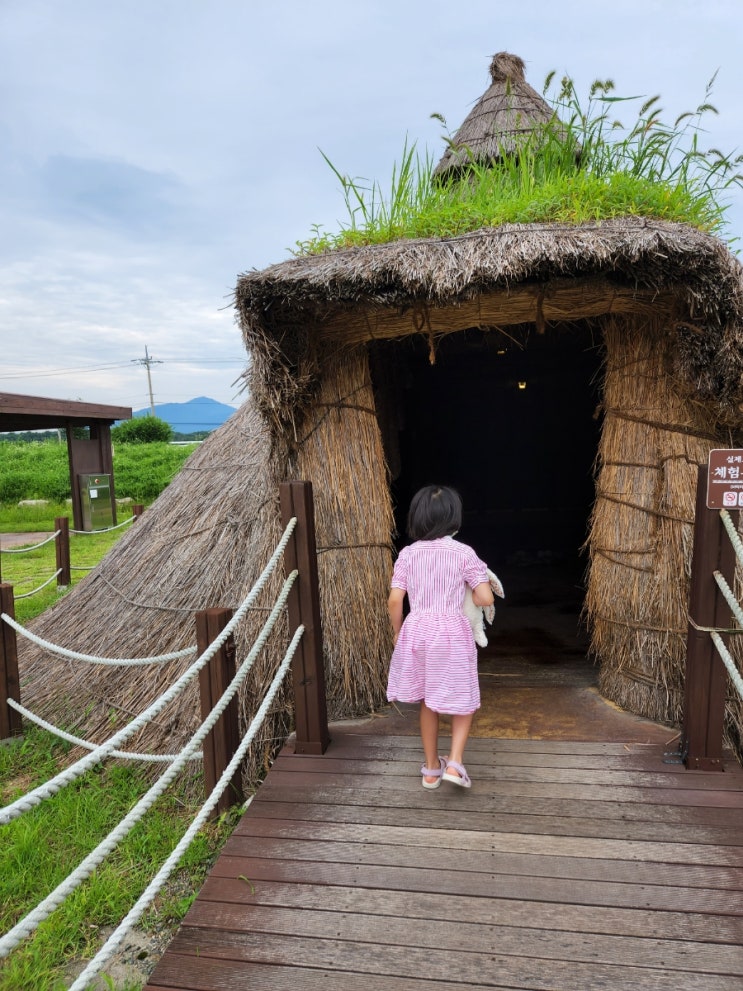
387,485 -> 494,789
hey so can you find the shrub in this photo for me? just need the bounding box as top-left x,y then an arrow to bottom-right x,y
112,442 -> 198,501
0,470 -> 28,503
112,416 -> 173,444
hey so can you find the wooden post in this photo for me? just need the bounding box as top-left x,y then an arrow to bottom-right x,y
55,516 -> 71,587
132,504 -> 144,519
682,466 -> 735,770
195,607 -> 244,816
0,584 -> 22,740
280,480 -> 329,755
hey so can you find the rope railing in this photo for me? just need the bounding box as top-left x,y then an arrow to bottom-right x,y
1,615 -> 197,667
0,516 -> 297,825
0,479 -> 328,990
0,568 -> 300,957
69,516 -> 136,535
5,698 -> 202,763
13,570 -> 62,600
0,531 -> 61,554
710,510 -> 743,704
720,509 -> 743,565
68,624 -> 304,991
712,570 -> 743,632
1,512 -> 143,606
710,632 -> 743,703
683,471 -> 743,768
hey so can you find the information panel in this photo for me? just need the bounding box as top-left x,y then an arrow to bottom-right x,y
706,449 -> 743,508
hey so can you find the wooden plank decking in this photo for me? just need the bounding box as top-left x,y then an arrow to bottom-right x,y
144,732 -> 743,991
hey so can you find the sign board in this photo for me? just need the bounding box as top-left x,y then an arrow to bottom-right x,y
706,449 -> 743,508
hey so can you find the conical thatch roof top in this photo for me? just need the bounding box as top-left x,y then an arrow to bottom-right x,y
433,51 -> 559,181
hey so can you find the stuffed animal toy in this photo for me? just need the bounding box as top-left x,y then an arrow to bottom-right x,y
463,568 -> 505,647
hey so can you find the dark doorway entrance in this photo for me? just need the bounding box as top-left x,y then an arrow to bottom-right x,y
370,322 -> 604,698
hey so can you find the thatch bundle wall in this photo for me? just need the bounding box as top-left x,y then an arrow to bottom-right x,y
587,315 -> 721,725
290,345 -> 394,714
17,403 -> 295,782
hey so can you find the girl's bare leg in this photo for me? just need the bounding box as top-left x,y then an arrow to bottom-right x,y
420,702 -> 440,784
446,712 -> 474,778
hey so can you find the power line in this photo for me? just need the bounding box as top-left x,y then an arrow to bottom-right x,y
0,357 -> 245,380
0,361 -> 135,379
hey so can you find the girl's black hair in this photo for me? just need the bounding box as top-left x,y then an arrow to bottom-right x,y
407,485 -> 462,541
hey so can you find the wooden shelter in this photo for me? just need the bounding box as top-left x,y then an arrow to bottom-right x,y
15,53 -> 743,768
0,392 -> 131,530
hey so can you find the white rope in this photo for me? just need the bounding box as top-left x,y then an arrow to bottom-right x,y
720,509 -> 743,567
710,631 -> 743,702
68,624 -> 304,991
5,699 -> 201,763
712,570 -> 743,630
1,614 -> 196,667
0,568 -> 298,957
69,517 -> 136,535
0,531 -> 61,553
0,516 -> 296,825
13,570 -> 62,599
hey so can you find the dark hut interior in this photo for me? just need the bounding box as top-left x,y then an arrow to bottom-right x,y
370,320 -> 603,666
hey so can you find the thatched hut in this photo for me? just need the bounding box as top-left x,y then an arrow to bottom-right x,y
16,52 -> 743,767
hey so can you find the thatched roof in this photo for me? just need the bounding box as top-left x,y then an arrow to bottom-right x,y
236,217 -> 743,435
433,51 -> 559,181
18,401 -> 293,776
18,369 -> 393,774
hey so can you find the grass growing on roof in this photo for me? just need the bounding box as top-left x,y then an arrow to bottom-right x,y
296,72 -> 743,254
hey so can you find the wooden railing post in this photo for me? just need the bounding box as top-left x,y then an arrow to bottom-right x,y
682,465 -> 735,770
55,516 -> 71,587
280,480 -> 329,755
132,504 -> 144,519
0,584 -> 22,740
195,607 -> 244,816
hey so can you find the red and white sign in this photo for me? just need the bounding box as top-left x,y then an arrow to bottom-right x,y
707,449 -> 743,508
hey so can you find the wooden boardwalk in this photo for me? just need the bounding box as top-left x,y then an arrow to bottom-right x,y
144,731 -> 743,991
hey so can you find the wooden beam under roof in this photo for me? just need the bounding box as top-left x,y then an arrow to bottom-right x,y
0,393 -> 131,433
317,278 -> 678,346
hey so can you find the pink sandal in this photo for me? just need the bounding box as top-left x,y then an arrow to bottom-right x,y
421,756 -> 447,790
442,760 -> 472,788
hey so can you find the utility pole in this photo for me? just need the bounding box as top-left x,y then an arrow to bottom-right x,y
131,346 -> 163,416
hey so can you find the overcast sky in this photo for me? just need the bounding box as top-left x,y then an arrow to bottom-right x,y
1,0 -> 741,415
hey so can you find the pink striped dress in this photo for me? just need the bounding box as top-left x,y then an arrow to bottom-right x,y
386,536 -> 488,715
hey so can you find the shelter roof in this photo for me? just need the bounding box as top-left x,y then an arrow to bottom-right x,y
0,392 -> 131,433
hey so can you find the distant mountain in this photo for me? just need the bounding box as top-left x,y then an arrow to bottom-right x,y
133,396 -> 238,433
